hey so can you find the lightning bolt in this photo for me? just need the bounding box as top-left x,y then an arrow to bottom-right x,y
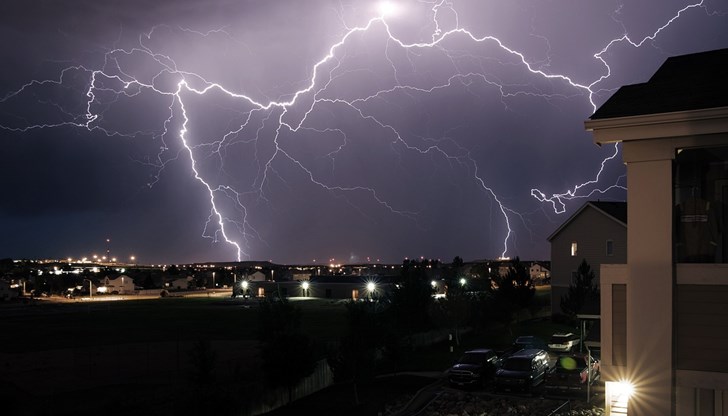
0,0 -> 719,261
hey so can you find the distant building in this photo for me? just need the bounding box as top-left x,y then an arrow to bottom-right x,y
246,271 -> 266,282
168,276 -> 193,290
528,262 -> 550,283
548,201 -> 627,316
250,275 -> 396,301
99,275 -> 135,295
0,280 -> 19,301
584,48 -> 728,416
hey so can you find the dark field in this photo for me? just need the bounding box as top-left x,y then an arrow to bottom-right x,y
0,295 -> 350,416
0,287 -> 573,416
1,295 -> 349,353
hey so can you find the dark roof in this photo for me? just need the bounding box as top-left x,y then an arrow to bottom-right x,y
590,201 -> 627,224
591,48 -> 728,119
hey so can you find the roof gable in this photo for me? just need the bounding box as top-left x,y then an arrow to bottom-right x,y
547,201 -> 627,241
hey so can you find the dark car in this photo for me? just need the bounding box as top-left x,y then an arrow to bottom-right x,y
544,354 -> 600,395
513,335 -> 548,351
448,349 -> 502,387
494,349 -> 550,392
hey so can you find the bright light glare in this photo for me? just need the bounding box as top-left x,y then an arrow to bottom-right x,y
241,280 -> 249,289
302,281 -> 310,290
614,381 -> 634,398
366,282 -> 376,292
377,1 -> 401,17
459,278 -> 467,286
431,280 -> 437,288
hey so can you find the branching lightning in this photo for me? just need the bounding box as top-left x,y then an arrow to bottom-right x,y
0,0 -> 719,261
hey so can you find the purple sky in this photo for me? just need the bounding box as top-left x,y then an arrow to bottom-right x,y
1,0 -> 727,265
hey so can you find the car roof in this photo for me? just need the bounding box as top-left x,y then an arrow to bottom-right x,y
465,348 -> 495,354
509,348 -> 546,358
515,335 -> 542,342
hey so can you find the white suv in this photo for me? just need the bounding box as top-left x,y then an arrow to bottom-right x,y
548,333 -> 580,352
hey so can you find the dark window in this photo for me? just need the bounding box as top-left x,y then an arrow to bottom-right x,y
612,284 -> 627,366
606,239 -> 614,256
674,146 -> 728,263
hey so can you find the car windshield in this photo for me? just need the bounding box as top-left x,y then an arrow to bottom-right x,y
503,357 -> 531,371
554,356 -> 587,372
458,352 -> 489,365
550,335 -> 568,343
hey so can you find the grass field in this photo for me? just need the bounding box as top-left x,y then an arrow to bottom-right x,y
0,287 -> 573,416
1,296 -> 349,353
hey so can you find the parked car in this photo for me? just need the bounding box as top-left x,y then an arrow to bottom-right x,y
548,333 -> 580,353
544,354 -> 600,395
512,335 -> 548,352
494,349 -> 550,392
448,349 -> 502,387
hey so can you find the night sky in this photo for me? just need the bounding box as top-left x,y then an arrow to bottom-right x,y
1,0 -> 727,265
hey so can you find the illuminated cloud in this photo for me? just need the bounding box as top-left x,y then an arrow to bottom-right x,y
0,0 -> 726,263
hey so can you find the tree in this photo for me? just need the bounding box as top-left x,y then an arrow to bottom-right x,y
328,301 -> 384,405
389,259 -> 434,333
560,259 -> 600,318
257,298 -> 316,404
440,281 -> 471,346
491,257 -> 535,332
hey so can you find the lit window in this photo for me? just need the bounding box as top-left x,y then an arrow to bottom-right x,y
606,240 -> 614,256
571,242 -> 578,257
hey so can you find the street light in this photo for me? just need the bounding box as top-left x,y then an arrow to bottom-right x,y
301,281 -> 310,297
366,281 -> 377,301
241,280 -> 249,298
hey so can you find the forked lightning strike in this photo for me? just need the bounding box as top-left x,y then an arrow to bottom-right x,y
0,0 -> 714,260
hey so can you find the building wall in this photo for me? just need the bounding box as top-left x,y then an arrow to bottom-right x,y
624,154 -> 674,416
550,206 -> 627,315
590,125 -> 728,415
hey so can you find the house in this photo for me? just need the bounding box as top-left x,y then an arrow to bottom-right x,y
547,201 -> 627,316
0,279 -> 19,301
245,271 -> 266,282
249,275 -> 396,300
99,275 -> 135,295
169,276 -> 193,290
584,48 -> 728,416
528,262 -> 551,283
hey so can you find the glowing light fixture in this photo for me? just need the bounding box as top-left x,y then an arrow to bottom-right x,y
614,381 -> 634,399
302,281 -> 310,290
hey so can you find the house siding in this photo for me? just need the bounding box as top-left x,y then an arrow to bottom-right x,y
550,205 -> 627,315
677,284 -> 728,373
